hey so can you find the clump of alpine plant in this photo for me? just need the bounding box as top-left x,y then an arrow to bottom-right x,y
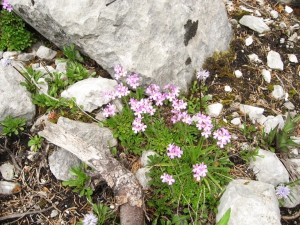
102,65 -> 233,223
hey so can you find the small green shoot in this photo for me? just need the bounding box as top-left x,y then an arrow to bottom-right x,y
28,135 -> 44,152
62,164 -> 93,203
0,115 -> 27,136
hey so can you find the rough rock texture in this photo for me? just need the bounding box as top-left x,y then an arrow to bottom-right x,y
61,77 -> 118,112
216,179 -> 281,225
0,63 -> 35,132
10,0 -> 232,91
249,149 -> 289,186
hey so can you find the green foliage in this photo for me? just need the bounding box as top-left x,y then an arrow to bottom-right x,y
0,10 -> 35,51
28,135 -> 44,152
32,94 -> 71,113
104,83 -> 233,223
45,72 -> 68,97
216,208 -> 231,225
261,113 -> 300,152
239,147 -> 261,164
0,115 -> 27,136
62,164 -> 93,203
20,67 -> 44,94
184,80 -> 209,114
104,103 -> 147,155
61,43 -> 84,63
93,203 -> 110,225
239,122 -> 256,139
66,61 -> 96,85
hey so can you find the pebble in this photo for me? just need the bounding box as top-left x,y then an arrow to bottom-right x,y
248,53 -> 261,62
261,69 -> 271,83
270,10 -> 278,19
245,36 -> 253,46
279,22 -> 287,28
285,6 -> 293,14
50,210 -> 59,218
271,85 -> 285,99
231,118 -> 241,125
255,10 -> 261,17
0,162 -> 15,180
224,85 -> 232,92
207,103 -> 223,117
234,70 -> 243,78
284,101 -> 295,110
0,181 -> 21,195
288,54 -> 298,63
267,50 -> 283,70
239,15 -> 270,33
280,38 -> 285,44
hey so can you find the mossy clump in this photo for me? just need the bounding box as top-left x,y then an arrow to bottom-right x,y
202,51 -> 235,79
232,10 -> 251,20
288,89 -> 297,98
267,84 -> 274,92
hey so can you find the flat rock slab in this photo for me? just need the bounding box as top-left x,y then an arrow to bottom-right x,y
216,179 -> 281,225
11,0 -> 232,91
239,15 -> 270,33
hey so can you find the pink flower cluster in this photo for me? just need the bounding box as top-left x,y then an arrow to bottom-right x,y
132,116 -> 147,133
129,98 -> 156,116
167,143 -> 183,159
195,113 -> 213,138
2,0 -> 13,12
192,162 -> 208,181
213,127 -> 231,148
103,103 -> 117,117
160,173 -> 175,185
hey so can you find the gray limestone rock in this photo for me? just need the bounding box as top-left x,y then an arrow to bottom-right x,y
216,179 -> 281,225
61,77 -> 118,112
0,63 -> 35,132
249,149 -> 289,186
10,0 -> 232,91
267,51 -> 284,71
239,15 -> 270,33
36,46 -> 57,60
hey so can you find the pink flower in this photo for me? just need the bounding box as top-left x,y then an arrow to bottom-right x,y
196,113 -> 213,138
102,91 -> 115,101
192,162 -> 208,181
2,0 -> 13,12
167,143 -> 183,159
82,213 -> 98,225
172,99 -> 187,111
114,83 -> 130,98
103,103 -> 117,117
132,116 -> 147,133
213,127 -> 231,148
129,98 -> 156,116
163,84 -> 180,102
114,65 -> 127,80
126,73 -> 139,89
161,173 -> 175,185
196,69 -> 210,82
146,84 -> 166,106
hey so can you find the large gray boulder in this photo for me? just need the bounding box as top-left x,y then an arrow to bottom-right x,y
0,62 -> 35,132
10,0 -> 232,91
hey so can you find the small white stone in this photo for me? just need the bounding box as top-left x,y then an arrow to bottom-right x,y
270,10 -> 278,19
110,205 -> 115,209
234,70 -> 243,78
240,6 -> 253,12
207,103 -> 223,117
288,54 -> 298,63
50,210 -> 59,218
279,22 -> 287,28
245,36 -> 253,46
261,69 -> 271,83
0,163 -> 15,181
231,118 -> 241,125
284,101 -> 295,110
271,85 -> 285,99
280,38 -> 285,44
248,53 -> 261,62
285,6 -> 293,14
267,50 -> 283,70
224,85 -> 232,92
